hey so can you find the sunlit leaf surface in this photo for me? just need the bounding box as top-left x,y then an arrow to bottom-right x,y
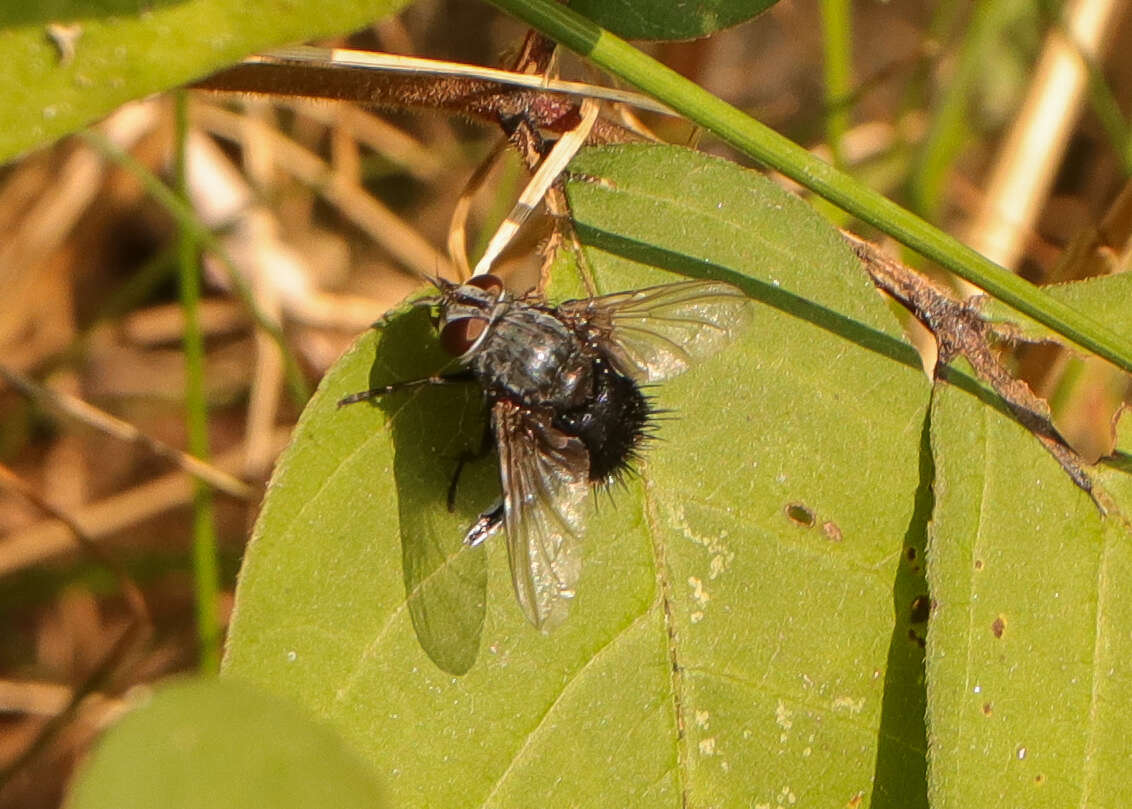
225,145 -> 931,806
0,0 -> 409,163
568,0 -> 778,40
926,376 -> 1132,804
67,678 -> 385,809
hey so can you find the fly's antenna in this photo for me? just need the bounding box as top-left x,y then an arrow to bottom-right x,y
472,98 -> 599,279
424,273 -> 454,291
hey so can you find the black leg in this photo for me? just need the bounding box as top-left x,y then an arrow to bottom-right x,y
463,500 -> 504,547
446,420 -> 495,511
337,370 -> 476,407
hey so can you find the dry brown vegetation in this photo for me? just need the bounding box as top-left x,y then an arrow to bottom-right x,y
2,1 -> 1131,805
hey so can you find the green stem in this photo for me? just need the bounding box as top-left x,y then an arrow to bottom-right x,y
484,0 -> 1132,377
819,0 -> 852,169
174,91 -> 221,673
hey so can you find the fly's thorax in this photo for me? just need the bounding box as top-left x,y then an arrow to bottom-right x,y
470,303 -> 594,408
433,275 -> 595,408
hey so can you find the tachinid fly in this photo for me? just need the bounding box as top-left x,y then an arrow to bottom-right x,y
340,274 -> 751,629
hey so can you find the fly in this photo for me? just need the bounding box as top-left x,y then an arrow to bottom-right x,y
340,274 -> 751,630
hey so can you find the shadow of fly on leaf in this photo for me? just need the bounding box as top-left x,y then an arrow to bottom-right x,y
347,305 -> 492,676
340,274 -> 751,673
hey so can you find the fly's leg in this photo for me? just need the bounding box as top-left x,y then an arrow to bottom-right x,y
464,500 -> 504,547
337,370 -> 476,407
446,419 -> 494,511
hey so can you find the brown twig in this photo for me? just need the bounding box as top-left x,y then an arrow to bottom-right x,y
195,59 -> 642,147
844,232 -> 1095,497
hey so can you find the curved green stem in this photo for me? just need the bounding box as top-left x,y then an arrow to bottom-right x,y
485,0 -> 1132,377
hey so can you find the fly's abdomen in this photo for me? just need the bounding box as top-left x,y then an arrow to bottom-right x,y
552,357 -> 652,483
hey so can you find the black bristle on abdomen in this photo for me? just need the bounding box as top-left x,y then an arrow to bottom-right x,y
552,357 -> 653,484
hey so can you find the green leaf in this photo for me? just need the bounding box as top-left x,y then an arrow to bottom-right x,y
1114,407 -> 1132,455
225,144 -> 931,806
229,304 -> 490,676
66,678 -> 385,809
0,0 -> 410,164
981,272 -> 1132,347
567,0 -> 777,40
926,363 -> 1132,808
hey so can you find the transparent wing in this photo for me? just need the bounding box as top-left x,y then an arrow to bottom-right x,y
558,280 -> 751,382
494,400 -> 590,630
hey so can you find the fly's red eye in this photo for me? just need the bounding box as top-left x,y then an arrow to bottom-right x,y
466,274 -> 504,296
440,318 -> 487,356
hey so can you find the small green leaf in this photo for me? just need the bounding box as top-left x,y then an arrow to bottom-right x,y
226,144 -> 931,806
926,363 -> 1132,808
981,272 -> 1132,347
567,0 -> 778,40
0,0 -> 410,163
66,678 -> 385,809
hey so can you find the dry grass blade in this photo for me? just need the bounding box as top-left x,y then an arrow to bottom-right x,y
473,98 -> 599,277
0,429 -> 288,578
963,0 -> 1126,272
447,139 -> 508,280
257,45 -> 679,116
0,463 -> 150,793
195,100 -> 451,281
0,365 -> 253,500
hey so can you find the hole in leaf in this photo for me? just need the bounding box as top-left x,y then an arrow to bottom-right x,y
910,595 -> 930,624
785,502 -> 814,527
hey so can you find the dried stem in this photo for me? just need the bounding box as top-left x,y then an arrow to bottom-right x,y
844,232 -> 1096,497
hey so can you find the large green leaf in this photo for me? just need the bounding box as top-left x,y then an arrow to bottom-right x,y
568,0 -> 778,40
926,364 -> 1132,808
0,0 -> 410,164
66,678 -> 385,809
225,144 -> 931,806
227,305 -> 491,677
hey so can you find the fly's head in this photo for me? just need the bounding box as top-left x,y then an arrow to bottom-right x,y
424,275 -> 507,360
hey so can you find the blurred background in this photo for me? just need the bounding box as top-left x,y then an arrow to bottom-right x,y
1,0 -> 1131,805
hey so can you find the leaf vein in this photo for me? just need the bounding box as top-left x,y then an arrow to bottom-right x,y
475,607 -> 654,808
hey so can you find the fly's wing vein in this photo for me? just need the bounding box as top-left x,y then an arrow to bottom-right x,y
494,401 -> 588,630
557,280 -> 751,382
